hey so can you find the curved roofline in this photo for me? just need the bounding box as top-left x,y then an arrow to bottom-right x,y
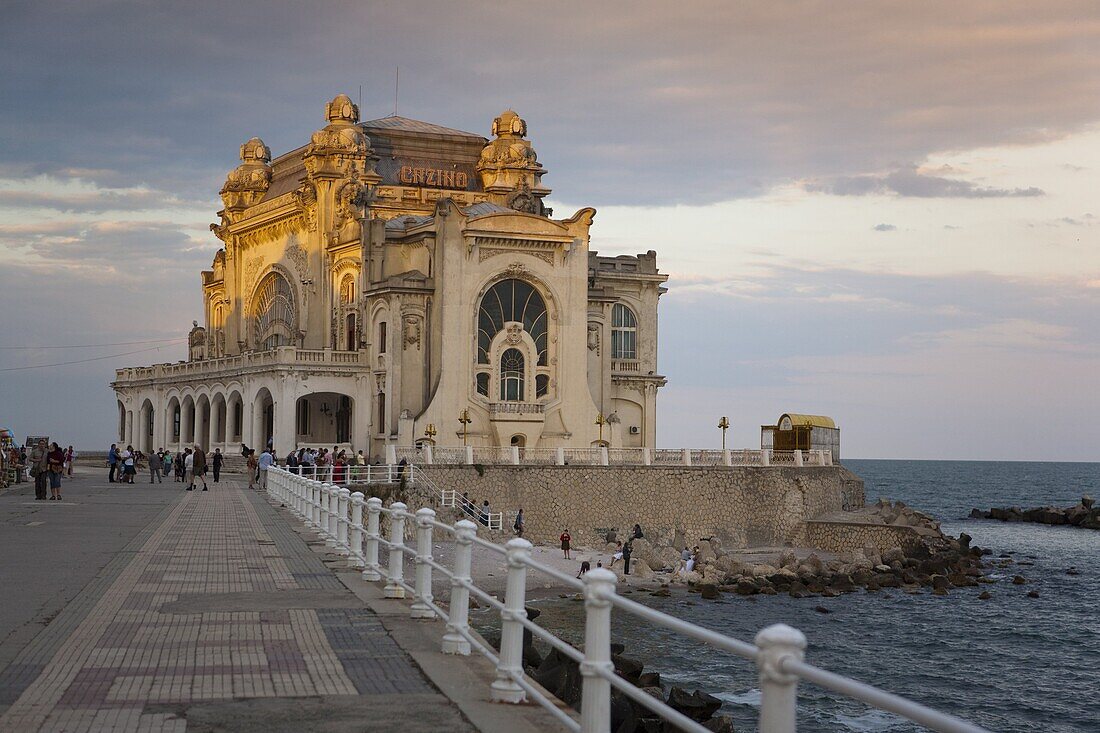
779,413 -> 837,429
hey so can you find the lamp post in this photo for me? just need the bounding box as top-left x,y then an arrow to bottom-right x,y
718,416 -> 729,450
595,412 -> 606,445
424,423 -> 436,443
458,409 -> 471,446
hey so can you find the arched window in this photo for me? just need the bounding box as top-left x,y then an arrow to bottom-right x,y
500,348 -> 525,401
340,274 -> 356,304
172,405 -> 181,439
478,279 -> 547,365
476,372 -> 490,397
251,272 -> 296,350
611,303 -> 637,359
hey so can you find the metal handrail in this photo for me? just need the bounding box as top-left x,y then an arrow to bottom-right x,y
264,467 -> 989,733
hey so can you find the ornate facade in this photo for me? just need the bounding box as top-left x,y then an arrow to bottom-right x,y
112,95 -> 667,459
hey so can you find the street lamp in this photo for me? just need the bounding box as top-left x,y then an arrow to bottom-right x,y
595,412 -> 606,445
424,423 -> 437,442
458,409 -> 471,446
718,416 -> 729,450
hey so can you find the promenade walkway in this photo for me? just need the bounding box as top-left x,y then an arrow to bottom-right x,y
0,473 -> 489,732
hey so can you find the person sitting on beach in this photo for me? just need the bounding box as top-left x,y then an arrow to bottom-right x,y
576,560 -> 591,579
609,541 -> 624,568
632,523 -> 644,540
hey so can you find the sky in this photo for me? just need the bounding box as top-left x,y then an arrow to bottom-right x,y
1,1 -> 1098,460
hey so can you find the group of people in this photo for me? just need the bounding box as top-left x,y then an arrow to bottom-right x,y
23,439 -> 72,500
572,523 -> 645,579
107,443 -> 224,491
459,491 -> 499,527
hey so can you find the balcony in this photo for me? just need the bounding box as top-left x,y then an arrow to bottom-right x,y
611,359 -> 641,373
113,347 -> 365,386
488,402 -> 545,422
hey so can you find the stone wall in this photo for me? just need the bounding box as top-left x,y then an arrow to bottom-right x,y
804,520 -> 922,555
417,465 -> 864,548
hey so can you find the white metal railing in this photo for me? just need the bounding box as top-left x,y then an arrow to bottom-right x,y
388,445 -> 833,468
265,467 -> 990,733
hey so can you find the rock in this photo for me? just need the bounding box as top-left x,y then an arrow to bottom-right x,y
637,671 -> 661,688
611,654 -> 644,683
778,549 -> 798,568
533,648 -> 583,706
957,532 -> 972,551
1027,590 -> 1040,598
751,564 -> 779,578
968,508 -> 986,519
978,591 -> 992,600
699,583 -> 721,600
682,571 -> 703,585
814,605 -> 831,614
650,587 -> 671,597
1083,495 -> 1095,510
667,687 -> 722,722
1066,567 -> 1080,576
1012,575 -> 1027,585
932,587 -> 949,596
609,689 -> 639,733
882,547 -> 905,565
734,578 -> 760,596
703,715 -> 737,732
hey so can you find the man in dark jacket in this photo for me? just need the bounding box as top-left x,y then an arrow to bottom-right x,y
622,540 -> 633,575
212,448 -> 223,483
30,439 -> 48,500
108,443 -> 118,482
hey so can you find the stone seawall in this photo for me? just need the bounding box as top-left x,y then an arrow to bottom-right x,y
418,464 -> 864,548
804,520 -> 924,555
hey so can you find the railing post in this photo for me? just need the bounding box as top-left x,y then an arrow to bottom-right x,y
511,445 -> 520,465
424,444 -> 434,464
723,449 -> 732,467
794,449 -> 804,467
682,448 -> 692,466
384,502 -> 407,599
755,624 -> 806,733
580,568 -> 617,733
761,449 -> 771,467
336,488 -> 351,554
642,447 -> 651,466
491,538 -> 532,703
442,519 -> 477,655
599,446 -> 609,466
348,492 -> 365,568
556,447 -> 565,465
319,484 -> 333,543
362,497 -> 383,581
410,508 -> 436,619
326,484 -> 340,544
824,449 -> 833,466
312,482 -> 323,528
465,446 -> 474,465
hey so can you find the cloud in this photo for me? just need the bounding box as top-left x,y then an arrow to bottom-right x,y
872,223 -> 897,231
0,186 -> 206,214
806,165 -> 1045,198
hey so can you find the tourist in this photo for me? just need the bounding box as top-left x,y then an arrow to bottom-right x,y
622,539 -> 633,575
212,448 -> 223,483
47,442 -> 65,500
258,448 -> 274,490
246,449 -> 259,489
333,451 -> 346,484
685,547 -> 697,574
681,546 -> 692,567
479,499 -> 492,526
190,445 -> 208,491
65,446 -> 76,477
162,450 -> 173,478
174,450 -> 186,482
513,508 -> 524,537
576,560 -> 591,579
121,445 -> 136,484
609,541 -> 624,568
30,439 -> 48,500
107,443 -> 118,482
356,449 -> 366,466
461,491 -> 473,517
183,448 -> 194,488
149,449 -> 163,483
285,449 -> 298,473
632,523 -> 644,540
560,529 -> 572,559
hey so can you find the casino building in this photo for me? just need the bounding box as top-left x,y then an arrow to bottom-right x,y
111,94 -> 667,459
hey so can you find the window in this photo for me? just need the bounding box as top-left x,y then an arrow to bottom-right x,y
476,372 -> 490,397
379,321 -> 387,354
346,313 -> 357,351
536,374 -> 549,398
172,405 -> 181,439
478,279 -> 547,365
376,392 -> 386,434
611,303 -> 637,359
251,272 -> 296,350
500,348 -> 525,401
340,274 -> 355,304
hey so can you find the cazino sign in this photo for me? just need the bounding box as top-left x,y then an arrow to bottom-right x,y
398,165 -> 469,189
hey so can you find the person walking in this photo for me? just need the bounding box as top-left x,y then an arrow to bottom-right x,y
183,448 -> 195,489
107,443 -> 118,483
257,448 -> 274,490
513,508 -> 525,538
65,446 -> 76,477
47,442 -> 65,500
149,449 -> 163,483
479,499 -> 491,527
560,529 -> 572,559
246,450 -> 259,489
174,450 -> 186,482
212,448 -> 223,483
162,450 -> 173,478
30,439 -> 48,500
190,445 -> 208,491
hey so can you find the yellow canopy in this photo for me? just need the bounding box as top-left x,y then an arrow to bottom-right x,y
779,413 -> 836,429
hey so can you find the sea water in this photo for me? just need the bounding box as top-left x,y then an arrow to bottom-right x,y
481,460 -> 1100,732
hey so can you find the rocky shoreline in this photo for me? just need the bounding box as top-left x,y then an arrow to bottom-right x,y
969,495 -> 1098,530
